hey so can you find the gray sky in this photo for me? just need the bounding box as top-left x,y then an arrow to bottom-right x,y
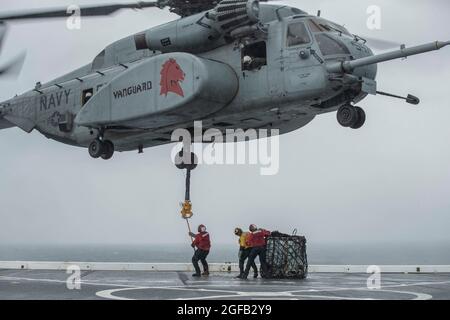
0,0 -> 449,245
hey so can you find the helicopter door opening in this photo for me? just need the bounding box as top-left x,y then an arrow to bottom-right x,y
242,41 -> 267,71
82,88 -> 93,106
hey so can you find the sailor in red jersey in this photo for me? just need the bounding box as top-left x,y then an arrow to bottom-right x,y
189,224 -> 211,277
238,224 -> 271,279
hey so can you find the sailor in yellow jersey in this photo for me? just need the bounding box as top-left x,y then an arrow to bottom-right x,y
234,227 -> 258,278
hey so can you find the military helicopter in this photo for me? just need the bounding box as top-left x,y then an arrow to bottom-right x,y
0,0 -> 448,161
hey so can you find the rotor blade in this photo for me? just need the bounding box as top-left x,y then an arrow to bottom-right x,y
364,36 -> 402,50
0,52 -> 26,78
0,1 -> 160,21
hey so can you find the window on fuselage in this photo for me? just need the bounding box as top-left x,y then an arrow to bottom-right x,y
241,41 -> 267,71
82,88 -> 93,106
286,22 -> 311,47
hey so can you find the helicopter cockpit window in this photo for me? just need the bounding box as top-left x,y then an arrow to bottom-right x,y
315,33 -> 350,56
308,19 -> 326,33
286,22 -> 311,47
308,18 -> 352,37
242,41 -> 267,71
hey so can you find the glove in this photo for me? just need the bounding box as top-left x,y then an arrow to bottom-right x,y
189,232 -> 195,237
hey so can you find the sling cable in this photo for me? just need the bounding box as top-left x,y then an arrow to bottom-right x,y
175,147 -> 198,245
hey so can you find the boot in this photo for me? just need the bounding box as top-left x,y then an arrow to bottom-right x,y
239,273 -> 248,280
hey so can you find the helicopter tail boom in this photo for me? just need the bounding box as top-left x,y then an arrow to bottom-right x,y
0,106 -> 15,130
0,117 -> 15,130
327,41 -> 450,74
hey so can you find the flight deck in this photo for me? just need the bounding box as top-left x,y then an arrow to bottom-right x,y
0,262 -> 449,300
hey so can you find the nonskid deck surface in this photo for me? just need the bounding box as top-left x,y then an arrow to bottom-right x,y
0,270 -> 449,300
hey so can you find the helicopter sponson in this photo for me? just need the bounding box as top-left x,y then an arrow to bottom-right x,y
75,53 -> 238,128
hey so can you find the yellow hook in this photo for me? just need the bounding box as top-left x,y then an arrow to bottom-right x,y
180,200 -> 193,219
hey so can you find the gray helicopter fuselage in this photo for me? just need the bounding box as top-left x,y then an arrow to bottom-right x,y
0,4 -> 376,152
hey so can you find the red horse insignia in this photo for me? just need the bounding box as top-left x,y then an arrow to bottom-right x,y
160,58 -> 185,97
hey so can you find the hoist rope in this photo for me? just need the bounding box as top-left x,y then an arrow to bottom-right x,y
181,167 -> 195,249
185,168 -> 191,201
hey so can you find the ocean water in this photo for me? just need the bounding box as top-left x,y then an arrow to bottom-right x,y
0,242 -> 449,265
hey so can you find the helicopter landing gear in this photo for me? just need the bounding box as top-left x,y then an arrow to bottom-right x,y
337,105 -> 366,129
88,139 -> 115,160
89,139 -> 103,159
101,140 -> 115,160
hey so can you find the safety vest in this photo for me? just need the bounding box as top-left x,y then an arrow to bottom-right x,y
246,229 -> 271,248
239,232 -> 251,249
193,231 -> 211,251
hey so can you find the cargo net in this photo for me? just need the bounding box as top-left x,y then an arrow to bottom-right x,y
265,231 -> 308,279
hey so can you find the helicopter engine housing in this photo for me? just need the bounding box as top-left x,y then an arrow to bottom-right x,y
135,0 -> 261,54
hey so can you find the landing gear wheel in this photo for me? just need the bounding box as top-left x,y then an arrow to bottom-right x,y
350,107 -> 366,129
337,105 -> 358,127
101,140 -> 115,160
175,150 -> 198,170
88,139 -> 104,159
